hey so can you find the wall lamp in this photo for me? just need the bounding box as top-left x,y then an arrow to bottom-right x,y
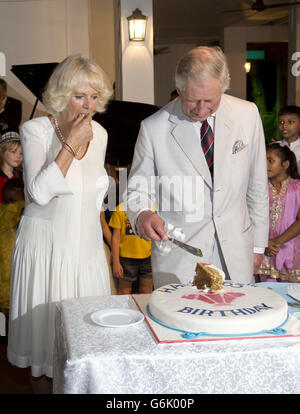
127,8 -> 147,41
244,62 -> 251,73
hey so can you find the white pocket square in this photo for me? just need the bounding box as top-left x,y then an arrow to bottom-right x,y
232,140 -> 247,154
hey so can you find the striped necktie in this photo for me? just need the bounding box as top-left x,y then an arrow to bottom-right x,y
200,120 -> 214,176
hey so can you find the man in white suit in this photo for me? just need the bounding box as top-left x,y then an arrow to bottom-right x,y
125,46 -> 269,288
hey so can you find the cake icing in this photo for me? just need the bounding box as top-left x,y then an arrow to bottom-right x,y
148,281 -> 288,336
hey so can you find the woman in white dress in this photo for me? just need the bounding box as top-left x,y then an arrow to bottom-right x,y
7,54 -> 113,380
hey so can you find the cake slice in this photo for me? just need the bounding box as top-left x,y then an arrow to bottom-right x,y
193,263 -> 224,291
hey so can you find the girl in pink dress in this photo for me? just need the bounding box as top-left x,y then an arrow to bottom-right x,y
258,142 -> 300,282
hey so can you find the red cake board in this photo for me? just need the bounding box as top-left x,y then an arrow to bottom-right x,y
131,293 -> 300,344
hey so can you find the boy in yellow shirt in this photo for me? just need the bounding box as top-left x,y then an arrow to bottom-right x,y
109,202 -> 153,295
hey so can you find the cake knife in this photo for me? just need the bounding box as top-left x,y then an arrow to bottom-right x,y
168,237 -> 203,257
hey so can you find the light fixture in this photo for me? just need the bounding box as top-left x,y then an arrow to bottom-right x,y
127,8 -> 147,41
244,62 -> 251,73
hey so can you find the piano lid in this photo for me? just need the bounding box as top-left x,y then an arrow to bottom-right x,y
11,62 -> 58,101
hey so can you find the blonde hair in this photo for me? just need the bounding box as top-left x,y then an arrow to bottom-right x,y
43,54 -> 113,115
175,46 -> 230,93
0,141 -> 22,169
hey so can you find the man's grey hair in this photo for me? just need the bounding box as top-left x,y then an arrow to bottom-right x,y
175,46 -> 230,93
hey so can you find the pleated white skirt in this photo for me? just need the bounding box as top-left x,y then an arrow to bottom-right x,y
7,215 -> 110,378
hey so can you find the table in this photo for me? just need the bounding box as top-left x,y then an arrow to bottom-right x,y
53,284 -> 300,394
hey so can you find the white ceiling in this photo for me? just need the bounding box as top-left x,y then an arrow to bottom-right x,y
153,0 -> 294,44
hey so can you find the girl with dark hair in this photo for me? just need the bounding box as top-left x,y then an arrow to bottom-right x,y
257,143 -> 300,282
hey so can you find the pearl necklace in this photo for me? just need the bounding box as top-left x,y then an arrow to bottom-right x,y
52,116 -> 77,157
53,116 -> 65,143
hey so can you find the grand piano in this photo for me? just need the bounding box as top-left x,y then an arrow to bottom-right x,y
11,62 -> 160,166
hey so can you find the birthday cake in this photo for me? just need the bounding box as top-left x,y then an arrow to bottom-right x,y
148,265 -> 288,337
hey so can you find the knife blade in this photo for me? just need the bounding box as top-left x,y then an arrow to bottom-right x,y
168,237 -> 203,257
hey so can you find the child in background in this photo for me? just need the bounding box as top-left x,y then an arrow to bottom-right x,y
277,106 -> 300,174
100,209 -> 118,295
257,143 -> 300,283
109,202 -> 153,295
0,177 -> 24,314
0,131 -> 23,203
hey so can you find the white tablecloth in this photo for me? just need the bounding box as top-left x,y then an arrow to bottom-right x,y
53,287 -> 300,394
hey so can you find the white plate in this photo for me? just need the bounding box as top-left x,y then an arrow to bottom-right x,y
287,285 -> 300,302
90,308 -> 144,328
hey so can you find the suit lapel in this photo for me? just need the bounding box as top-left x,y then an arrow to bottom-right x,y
170,101 -> 213,188
214,95 -> 236,187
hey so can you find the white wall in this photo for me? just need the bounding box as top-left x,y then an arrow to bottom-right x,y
222,27 -> 246,100
0,0 -> 89,123
120,0 -> 154,104
89,0 -> 115,86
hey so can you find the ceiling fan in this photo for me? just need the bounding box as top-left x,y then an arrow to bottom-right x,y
154,46 -> 170,55
251,0 -> 300,10
224,0 -> 300,13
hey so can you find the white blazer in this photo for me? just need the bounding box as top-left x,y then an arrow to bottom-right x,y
126,94 -> 269,287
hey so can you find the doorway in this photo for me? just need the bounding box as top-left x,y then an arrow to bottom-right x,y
246,42 -> 288,142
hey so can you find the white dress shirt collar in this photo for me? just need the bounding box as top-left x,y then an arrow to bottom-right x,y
193,113 -> 216,134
